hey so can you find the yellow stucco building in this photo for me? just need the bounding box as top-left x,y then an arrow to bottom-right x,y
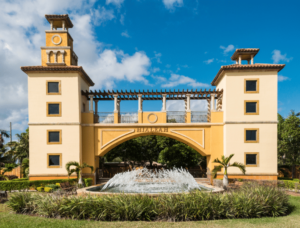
21,15 -> 285,184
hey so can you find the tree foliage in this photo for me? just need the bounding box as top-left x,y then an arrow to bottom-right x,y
6,128 -> 29,164
278,111 -> 300,178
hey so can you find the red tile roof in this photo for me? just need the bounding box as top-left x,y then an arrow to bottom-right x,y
231,48 -> 260,60
45,14 -> 73,28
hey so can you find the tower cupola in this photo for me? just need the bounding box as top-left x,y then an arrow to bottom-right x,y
231,48 -> 259,65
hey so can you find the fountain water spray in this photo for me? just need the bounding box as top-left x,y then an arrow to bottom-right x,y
101,167 -> 201,193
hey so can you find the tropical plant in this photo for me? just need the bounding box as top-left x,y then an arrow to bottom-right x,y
5,128 -> 29,165
211,154 -> 246,187
65,161 -> 94,185
0,129 -> 9,149
21,158 -> 29,178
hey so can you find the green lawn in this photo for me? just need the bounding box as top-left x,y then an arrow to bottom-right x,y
0,196 -> 299,228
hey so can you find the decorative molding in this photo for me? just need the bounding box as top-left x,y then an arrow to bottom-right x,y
51,34 -> 62,45
82,123 -> 224,127
244,78 -> 259,94
170,128 -> 205,148
41,46 -> 71,49
100,129 -> 135,149
244,152 -> 259,167
28,122 -> 80,125
46,80 -> 61,95
47,153 -> 62,168
225,121 -> 277,124
147,113 -> 158,123
46,63 -> 66,66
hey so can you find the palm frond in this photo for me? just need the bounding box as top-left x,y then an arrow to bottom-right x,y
212,158 -> 225,166
65,161 -> 80,173
224,154 -> 234,165
81,163 -> 94,173
230,162 -> 246,175
211,165 -> 223,178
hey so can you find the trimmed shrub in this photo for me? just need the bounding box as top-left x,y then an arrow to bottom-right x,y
29,179 -> 77,189
11,178 -> 29,181
45,184 -> 59,190
8,184 -> 290,221
84,178 -> 92,187
55,183 -> 60,187
37,187 -> 44,192
0,175 -> 18,181
44,187 -> 53,193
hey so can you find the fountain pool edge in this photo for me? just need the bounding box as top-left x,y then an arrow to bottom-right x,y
77,182 -> 224,196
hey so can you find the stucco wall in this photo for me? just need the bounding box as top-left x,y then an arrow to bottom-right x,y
29,125 -> 81,176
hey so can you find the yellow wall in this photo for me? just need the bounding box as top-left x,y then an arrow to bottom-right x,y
41,49 -> 71,66
46,32 -> 69,47
142,112 -> 167,124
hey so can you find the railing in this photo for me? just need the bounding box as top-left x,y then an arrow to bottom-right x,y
95,112 -> 114,123
191,111 -> 208,123
120,112 -> 138,123
167,111 -> 186,123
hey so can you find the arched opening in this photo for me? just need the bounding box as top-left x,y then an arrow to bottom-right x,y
98,135 -> 207,180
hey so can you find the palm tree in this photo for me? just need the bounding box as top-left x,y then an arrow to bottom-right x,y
5,128 -> 29,164
65,161 -> 94,186
211,154 -> 246,187
21,158 -> 29,178
0,129 -> 9,149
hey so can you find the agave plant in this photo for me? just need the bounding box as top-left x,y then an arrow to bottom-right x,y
65,161 -> 94,186
212,154 -> 246,187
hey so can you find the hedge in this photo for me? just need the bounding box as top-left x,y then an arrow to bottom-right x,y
0,178 -> 92,191
278,180 -> 300,189
7,184 -> 290,221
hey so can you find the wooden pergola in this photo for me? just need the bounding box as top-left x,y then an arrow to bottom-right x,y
82,89 -> 223,100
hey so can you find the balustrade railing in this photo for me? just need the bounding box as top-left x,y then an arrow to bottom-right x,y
167,111 -> 186,123
95,112 -> 114,123
120,112 -> 138,123
191,111 -> 208,123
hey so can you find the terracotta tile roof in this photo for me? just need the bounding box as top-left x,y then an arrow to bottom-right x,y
231,48 -> 260,60
211,63 -> 285,86
21,66 -> 94,86
45,14 -> 73,28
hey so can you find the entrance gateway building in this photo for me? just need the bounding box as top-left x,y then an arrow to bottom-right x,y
21,15 -> 285,184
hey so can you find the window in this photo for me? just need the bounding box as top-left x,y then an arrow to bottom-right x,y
47,153 -> 62,168
47,130 -> 62,144
244,79 -> 259,93
244,100 -> 259,115
244,129 -> 259,143
244,153 -> 259,167
46,81 -> 61,95
46,102 -> 61,117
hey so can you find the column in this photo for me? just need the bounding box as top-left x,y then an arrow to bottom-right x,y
50,20 -> 53,30
114,95 -> 118,112
94,100 -> 99,123
238,55 -> 242,64
185,94 -> 191,123
251,55 -> 254,65
162,94 -> 167,112
53,50 -> 58,63
60,50 -> 65,64
211,94 -> 216,111
113,95 -> 119,123
46,50 -> 51,63
62,20 -> 66,30
88,95 -> 94,113
138,94 -> 143,112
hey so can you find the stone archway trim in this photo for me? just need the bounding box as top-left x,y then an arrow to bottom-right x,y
100,129 -> 135,149
170,128 -> 205,148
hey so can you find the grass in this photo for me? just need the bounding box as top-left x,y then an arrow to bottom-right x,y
0,195 -> 299,228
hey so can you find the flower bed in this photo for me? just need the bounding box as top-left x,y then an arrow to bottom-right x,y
7,183 -> 289,221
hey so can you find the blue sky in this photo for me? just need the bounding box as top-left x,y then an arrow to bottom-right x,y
0,0 -> 299,140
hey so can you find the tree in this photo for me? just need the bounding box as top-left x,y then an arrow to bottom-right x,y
65,161 -> 94,185
0,129 -> 9,149
21,158 -> 29,178
6,128 -> 29,164
278,111 -> 300,178
211,154 -> 246,187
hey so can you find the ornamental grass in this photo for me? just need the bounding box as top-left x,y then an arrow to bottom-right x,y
7,183 -> 290,221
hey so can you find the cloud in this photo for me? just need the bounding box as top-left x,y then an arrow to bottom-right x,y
0,0 -> 151,134
166,100 -> 207,111
204,58 -> 214,64
153,51 -> 162,63
120,14 -> 125,25
92,6 -> 115,26
106,0 -> 124,7
278,75 -> 290,82
220,45 -> 235,55
121,30 -> 130,38
162,0 -> 183,11
152,67 -> 160,73
272,50 -> 293,64
152,75 -> 167,83
161,74 -> 210,88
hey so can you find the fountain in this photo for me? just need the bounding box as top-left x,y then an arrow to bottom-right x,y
83,167 -> 217,194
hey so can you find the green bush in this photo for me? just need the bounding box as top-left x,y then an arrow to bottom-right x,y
8,184 -> 290,221
84,178 -> 92,187
45,184 -> 59,190
44,187 -> 53,193
37,187 -> 44,192
0,178 -> 77,191
11,178 -> 29,182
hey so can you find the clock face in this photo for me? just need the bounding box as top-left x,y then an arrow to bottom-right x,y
51,35 -> 62,45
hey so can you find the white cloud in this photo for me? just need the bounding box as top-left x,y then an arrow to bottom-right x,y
272,50 -> 293,64
106,0 -> 124,7
152,75 -> 167,83
278,75 -> 290,82
120,14 -> 125,25
166,100 -> 207,111
220,44 -> 235,55
121,30 -> 130,38
152,67 -> 160,73
161,74 -> 210,88
204,58 -> 214,64
0,0 -> 151,134
153,51 -> 162,63
92,6 -> 115,26
162,0 -> 183,10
